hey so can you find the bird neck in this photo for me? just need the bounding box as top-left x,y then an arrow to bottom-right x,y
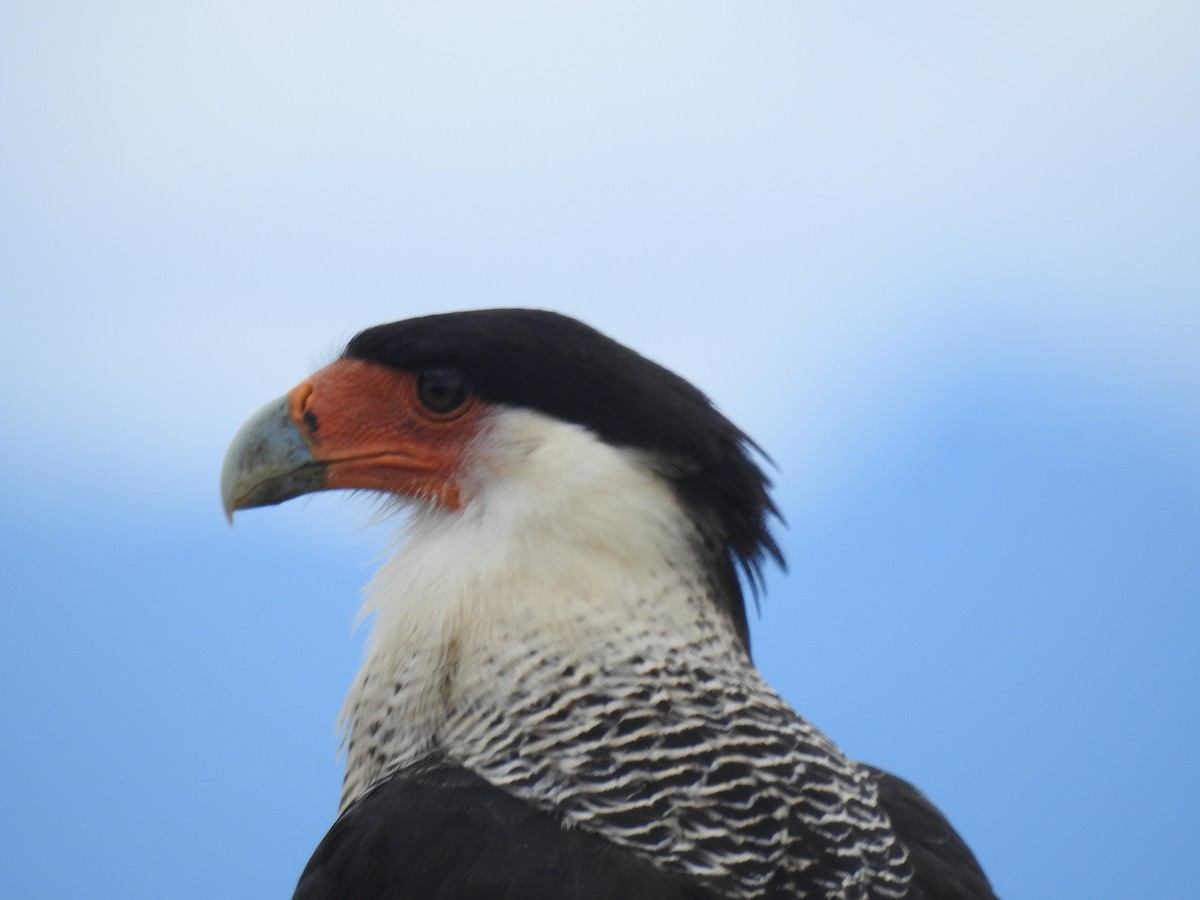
337,415 -> 755,811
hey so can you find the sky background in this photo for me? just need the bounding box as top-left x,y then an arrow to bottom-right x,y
2,3 -> 1197,898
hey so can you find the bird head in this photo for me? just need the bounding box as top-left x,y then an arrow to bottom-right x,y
221,309 -> 782,649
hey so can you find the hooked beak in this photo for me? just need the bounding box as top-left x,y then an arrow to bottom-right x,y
220,395 -> 325,522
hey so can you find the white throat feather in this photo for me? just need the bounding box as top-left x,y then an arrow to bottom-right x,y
338,408 -> 742,809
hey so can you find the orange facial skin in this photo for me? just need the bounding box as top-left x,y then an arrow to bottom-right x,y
286,359 -> 486,511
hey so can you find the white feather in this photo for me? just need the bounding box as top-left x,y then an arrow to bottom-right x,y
338,407 -> 726,808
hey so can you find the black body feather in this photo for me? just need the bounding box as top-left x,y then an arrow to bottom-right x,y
294,758 -> 722,900
295,760 -> 996,900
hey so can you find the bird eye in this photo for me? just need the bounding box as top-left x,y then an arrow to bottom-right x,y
417,368 -> 471,415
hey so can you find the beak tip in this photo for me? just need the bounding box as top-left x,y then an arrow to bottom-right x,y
220,454 -> 242,525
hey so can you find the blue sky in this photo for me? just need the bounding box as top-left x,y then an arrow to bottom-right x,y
1,3 -> 1197,898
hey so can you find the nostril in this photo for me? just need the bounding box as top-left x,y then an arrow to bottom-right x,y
289,381 -> 320,438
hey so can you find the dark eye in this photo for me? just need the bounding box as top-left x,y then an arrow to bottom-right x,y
417,368 -> 471,414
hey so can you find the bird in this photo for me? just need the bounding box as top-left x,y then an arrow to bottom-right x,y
221,308 -> 997,900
